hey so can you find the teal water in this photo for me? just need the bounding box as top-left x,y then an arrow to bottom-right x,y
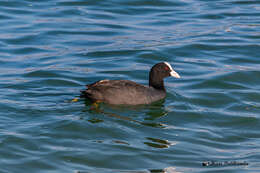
0,0 -> 260,172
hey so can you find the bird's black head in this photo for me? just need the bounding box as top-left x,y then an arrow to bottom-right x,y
149,62 -> 180,90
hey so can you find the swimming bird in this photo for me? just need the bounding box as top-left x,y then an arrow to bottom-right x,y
81,62 -> 180,105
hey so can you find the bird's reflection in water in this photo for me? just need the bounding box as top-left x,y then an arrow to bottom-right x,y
82,99 -> 178,151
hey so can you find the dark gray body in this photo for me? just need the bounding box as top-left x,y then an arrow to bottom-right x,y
82,80 -> 166,105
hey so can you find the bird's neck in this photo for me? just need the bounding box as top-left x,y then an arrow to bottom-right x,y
149,72 -> 165,91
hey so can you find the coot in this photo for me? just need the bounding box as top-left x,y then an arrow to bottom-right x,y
81,62 -> 180,105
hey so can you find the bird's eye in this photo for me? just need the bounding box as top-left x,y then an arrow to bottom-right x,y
164,66 -> 169,71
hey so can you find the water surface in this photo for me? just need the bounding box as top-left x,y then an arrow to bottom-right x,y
0,0 -> 260,172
